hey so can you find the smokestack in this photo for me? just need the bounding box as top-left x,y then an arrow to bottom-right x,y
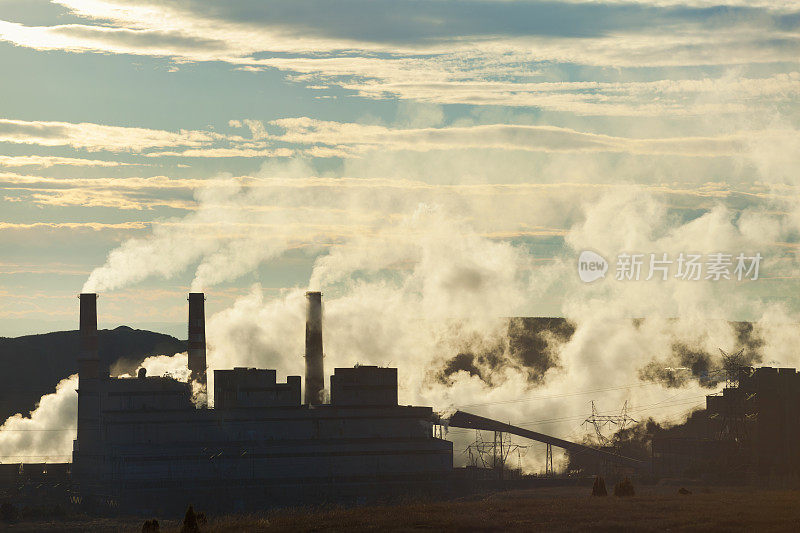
74,293 -> 104,478
188,293 -> 207,384
304,291 -> 324,405
78,293 -> 102,379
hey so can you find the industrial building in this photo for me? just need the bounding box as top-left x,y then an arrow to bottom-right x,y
71,292 -> 453,512
653,366 -> 800,479
6,291 -> 798,514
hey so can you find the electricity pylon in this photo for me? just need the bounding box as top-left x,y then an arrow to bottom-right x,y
583,400 -> 637,447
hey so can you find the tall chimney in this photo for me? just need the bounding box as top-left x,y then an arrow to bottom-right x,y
78,293 -> 101,379
304,291 -> 324,405
188,293 -> 207,384
74,293 -> 104,479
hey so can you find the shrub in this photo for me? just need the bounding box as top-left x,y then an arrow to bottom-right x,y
592,476 -> 608,497
614,477 -> 635,497
142,518 -> 160,532
0,502 -> 19,522
181,504 -> 200,533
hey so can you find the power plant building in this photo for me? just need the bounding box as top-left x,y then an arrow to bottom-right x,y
71,292 -> 453,511
16,291 -> 797,514
653,366 -> 800,478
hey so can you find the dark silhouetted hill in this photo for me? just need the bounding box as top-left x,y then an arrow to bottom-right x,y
0,327 -> 184,422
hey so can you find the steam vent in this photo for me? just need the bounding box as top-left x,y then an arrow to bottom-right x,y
70,291 -> 453,512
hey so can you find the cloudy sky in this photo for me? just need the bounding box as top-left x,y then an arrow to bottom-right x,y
1,0 -> 799,337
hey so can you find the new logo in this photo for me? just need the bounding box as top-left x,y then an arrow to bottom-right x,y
578,250 -> 608,283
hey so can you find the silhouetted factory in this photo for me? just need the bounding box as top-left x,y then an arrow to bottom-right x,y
5,295 -> 800,514
71,292 -> 452,511
653,366 -> 800,478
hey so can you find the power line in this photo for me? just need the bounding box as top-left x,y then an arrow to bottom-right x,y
0,455 -> 72,459
456,381 -> 657,408
583,400 -> 637,446
0,428 -> 76,432
447,394 -> 709,435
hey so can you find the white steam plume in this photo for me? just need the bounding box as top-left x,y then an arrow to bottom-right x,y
0,374 -> 78,464
81,157 -> 619,294
134,352 -> 190,381
67,113 -> 800,472
200,187 -> 797,471
127,352 -> 207,406
0,354 -> 204,463
14,177 -> 800,470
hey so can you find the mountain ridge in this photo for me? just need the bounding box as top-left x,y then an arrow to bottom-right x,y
0,327 -> 185,422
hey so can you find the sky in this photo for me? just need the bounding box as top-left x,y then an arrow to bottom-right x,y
1,0 -> 798,337
1,0 -> 800,469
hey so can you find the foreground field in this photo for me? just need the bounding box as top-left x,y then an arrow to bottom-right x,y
6,486 -> 800,532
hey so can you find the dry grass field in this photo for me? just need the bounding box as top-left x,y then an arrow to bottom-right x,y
5,485 -> 800,532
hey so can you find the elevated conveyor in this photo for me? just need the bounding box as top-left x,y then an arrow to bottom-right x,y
447,410 -> 646,470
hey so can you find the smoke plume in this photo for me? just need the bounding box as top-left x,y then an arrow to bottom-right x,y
25,110 -> 800,471
0,374 -> 78,464
0,354 -> 205,464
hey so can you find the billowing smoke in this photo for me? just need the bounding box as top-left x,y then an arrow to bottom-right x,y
197,182 -> 798,471
17,174 -> 799,472
26,112 -> 800,472
435,318 -> 573,386
132,352 -> 207,406
0,354 -> 203,464
638,322 -> 766,389
0,374 -> 78,464
81,158 -> 602,294
135,352 -> 190,381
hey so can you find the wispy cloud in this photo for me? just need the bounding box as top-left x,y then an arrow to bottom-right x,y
1,2 -> 798,115
146,147 -> 294,158
7,115 -> 794,163
259,117 -> 765,157
0,221 -> 150,230
0,173 -> 210,189
0,261 -> 90,275
0,155 -> 138,168
25,189 -> 195,210
0,118 -> 230,151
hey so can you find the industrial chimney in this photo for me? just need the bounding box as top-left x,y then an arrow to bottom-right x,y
304,291 -> 324,405
74,292 -> 104,480
188,293 -> 207,384
78,293 -> 102,379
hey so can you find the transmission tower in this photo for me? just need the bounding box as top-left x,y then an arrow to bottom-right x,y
719,348 -> 745,388
583,400 -> 638,447
464,430 -> 528,477
715,348 -> 749,445
545,443 -> 554,477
